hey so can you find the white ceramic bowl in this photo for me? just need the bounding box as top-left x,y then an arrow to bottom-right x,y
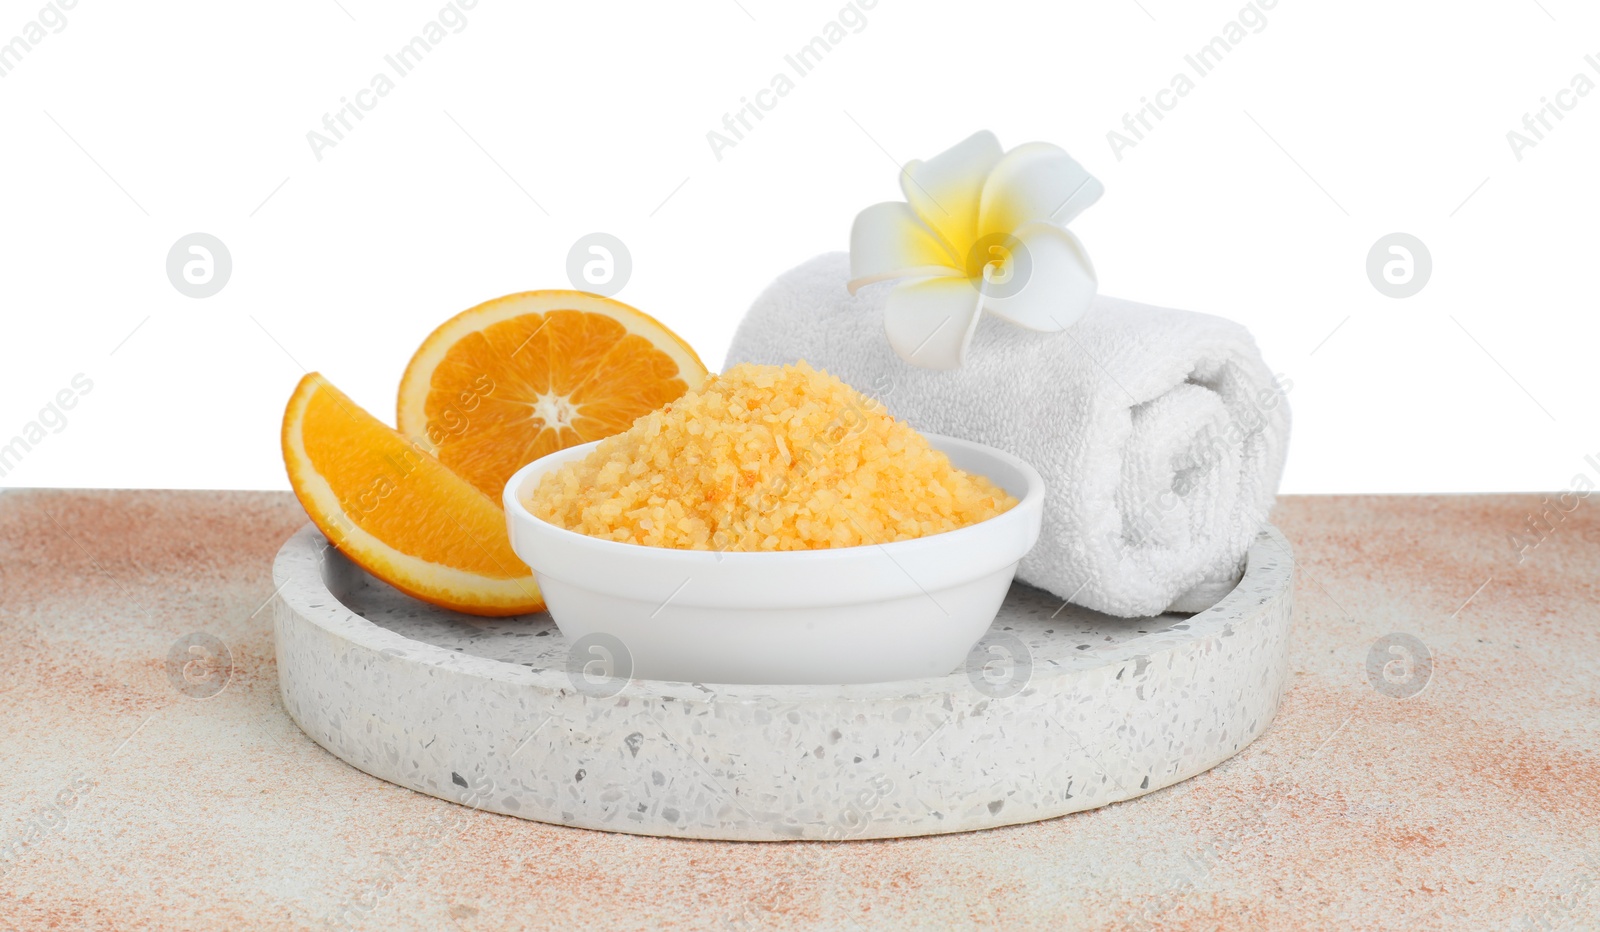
503,433 -> 1045,686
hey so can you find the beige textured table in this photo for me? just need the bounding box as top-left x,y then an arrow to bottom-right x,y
1,490 -> 1597,930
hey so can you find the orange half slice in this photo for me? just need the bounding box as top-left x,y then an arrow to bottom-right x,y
396,290 -> 709,502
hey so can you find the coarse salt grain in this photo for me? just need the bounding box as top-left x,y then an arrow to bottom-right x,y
526,361 -> 1017,551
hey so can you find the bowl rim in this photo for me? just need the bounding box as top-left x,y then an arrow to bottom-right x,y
502,431 -> 1046,564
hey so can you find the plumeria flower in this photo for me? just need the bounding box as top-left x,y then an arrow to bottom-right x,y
848,130 -> 1103,370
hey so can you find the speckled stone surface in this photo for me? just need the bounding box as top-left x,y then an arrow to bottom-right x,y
272,524 -> 1293,840
3,490 -> 1598,930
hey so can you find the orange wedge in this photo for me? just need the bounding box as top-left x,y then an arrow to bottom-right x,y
282,372 -> 543,616
396,291 -> 709,502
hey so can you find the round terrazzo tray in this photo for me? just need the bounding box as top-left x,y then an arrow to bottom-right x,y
271,525 -> 1293,841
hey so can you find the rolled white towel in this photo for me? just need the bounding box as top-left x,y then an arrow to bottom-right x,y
725,252 -> 1291,618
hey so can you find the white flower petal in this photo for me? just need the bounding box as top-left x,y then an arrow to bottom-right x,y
978,142 -> 1104,236
848,201 -> 962,293
898,131 -> 1004,260
883,275 -> 985,371
979,222 -> 1097,332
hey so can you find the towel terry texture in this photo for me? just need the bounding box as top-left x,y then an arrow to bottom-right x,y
724,252 -> 1291,618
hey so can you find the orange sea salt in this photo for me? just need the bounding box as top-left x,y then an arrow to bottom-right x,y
526,361 -> 1017,551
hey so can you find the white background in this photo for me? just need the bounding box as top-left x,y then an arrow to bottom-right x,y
0,0 -> 1594,493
